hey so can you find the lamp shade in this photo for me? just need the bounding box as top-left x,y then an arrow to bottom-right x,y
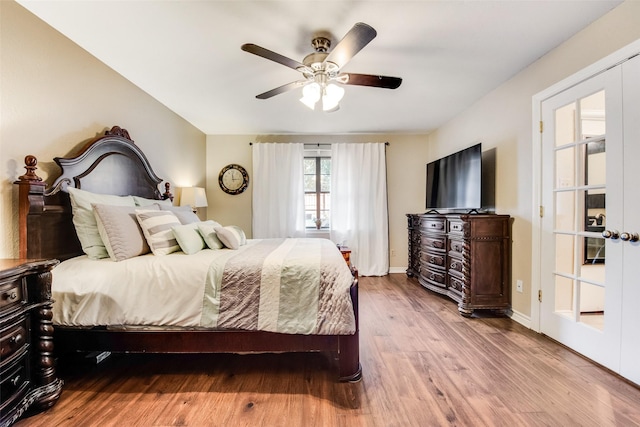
180,187 -> 208,208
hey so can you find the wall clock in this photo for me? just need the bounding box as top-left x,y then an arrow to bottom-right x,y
218,164 -> 249,195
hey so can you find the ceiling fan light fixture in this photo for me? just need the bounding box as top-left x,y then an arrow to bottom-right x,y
322,83 -> 344,111
300,82 -> 321,109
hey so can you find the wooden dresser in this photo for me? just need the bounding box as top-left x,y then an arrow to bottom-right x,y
407,213 -> 512,316
0,259 -> 62,427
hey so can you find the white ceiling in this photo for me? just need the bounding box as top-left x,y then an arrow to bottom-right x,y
18,0 -> 622,135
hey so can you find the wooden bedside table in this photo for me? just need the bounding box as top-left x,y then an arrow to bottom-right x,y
0,259 -> 62,427
338,247 -> 351,267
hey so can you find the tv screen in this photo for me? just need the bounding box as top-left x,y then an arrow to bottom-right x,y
426,143 -> 482,211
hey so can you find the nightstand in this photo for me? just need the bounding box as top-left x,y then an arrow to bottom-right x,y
338,247 -> 351,267
0,259 -> 62,427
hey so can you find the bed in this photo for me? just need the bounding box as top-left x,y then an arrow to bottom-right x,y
15,126 -> 361,382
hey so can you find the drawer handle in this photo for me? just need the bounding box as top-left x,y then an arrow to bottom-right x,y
10,333 -> 23,346
451,262 -> 459,269
11,375 -> 21,387
2,291 -> 18,301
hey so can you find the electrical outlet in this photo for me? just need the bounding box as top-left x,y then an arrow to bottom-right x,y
516,280 -> 524,293
390,249 -> 396,257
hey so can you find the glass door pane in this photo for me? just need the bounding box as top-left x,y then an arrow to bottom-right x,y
552,91 -> 606,326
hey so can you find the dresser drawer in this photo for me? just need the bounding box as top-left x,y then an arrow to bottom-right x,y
449,257 -> 466,275
421,267 -> 446,288
0,354 -> 29,407
1,317 -> 29,363
422,236 -> 446,251
420,251 -> 446,269
0,277 -> 25,312
449,275 -> 465,294
449,239 -> 465,255
421,219 -> 445,233
448,220 -> 467,234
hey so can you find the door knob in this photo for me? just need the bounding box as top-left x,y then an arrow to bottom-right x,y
620,232 -> 639,242
602,230 -> 620,239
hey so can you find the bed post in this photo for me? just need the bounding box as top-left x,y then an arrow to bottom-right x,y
338,271 -> 362,382
15,155 -> 46,259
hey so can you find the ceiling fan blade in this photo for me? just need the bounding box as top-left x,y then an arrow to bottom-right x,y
325,22 -> 377,69
256,80 -> 308,99
241,43 -> 306,71
340,73 -> 402,89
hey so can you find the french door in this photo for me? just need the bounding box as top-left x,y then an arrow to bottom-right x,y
539,54 -> 640,384
618,54 -> 640,384
540,64 -> 622,372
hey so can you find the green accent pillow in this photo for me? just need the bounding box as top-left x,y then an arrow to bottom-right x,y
172,223 -> 206,255
67,187 -> 136,259
196,220 -> 224,249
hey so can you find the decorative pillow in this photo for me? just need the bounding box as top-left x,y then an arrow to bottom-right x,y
133,195 -> 173,207
135,209 -> 181,256
159,205 -> 200,224
67,187 -> 136,259
171,223 -> 206,255
93,203 -> 158,261
196,220 -> 224,249
214,225 -> 246,250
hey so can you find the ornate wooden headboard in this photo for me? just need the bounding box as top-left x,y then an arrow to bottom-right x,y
15,126 -> 170,261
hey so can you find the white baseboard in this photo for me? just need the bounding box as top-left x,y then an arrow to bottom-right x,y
509,309 -> 532,329
388,267 -> 407,274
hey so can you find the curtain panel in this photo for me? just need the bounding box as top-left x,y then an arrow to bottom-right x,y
252,143 -> 306,238
330,143 -> 389,276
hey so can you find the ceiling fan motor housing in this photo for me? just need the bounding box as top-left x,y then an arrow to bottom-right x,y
311,36 -> 331,52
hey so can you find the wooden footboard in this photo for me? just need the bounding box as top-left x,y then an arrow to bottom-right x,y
54,276 -> 361,382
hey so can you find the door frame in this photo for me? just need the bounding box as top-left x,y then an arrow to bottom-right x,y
531,38 -> 640,333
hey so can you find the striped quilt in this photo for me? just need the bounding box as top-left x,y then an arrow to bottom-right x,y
200,238 -> 356,335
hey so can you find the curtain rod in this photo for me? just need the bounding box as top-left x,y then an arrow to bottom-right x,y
249,142 -> 389,146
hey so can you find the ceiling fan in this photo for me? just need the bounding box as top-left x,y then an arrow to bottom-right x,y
241,22 -> 402,112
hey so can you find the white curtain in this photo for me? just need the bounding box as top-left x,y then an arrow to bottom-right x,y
331,143 -> 389,276
252,143 -> 306,238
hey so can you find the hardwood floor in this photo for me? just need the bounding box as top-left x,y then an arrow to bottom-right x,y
15,274 -> 640,427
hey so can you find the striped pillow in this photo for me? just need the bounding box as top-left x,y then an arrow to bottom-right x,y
135,209 -> 181,256
213,225 -> 246,250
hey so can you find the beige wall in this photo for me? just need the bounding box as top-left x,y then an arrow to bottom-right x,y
206,134 -> 429,271
0,1 -> 206,258
427,0 -> 640,319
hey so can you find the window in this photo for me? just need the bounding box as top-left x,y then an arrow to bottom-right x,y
304,156 -> 331,229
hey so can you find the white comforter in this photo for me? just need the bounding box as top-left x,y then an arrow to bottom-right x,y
52,239 -> 356,335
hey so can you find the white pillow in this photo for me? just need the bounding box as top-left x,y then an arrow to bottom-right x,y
172,223 -> 206,255
159,205 -> 200,224
196,220 -> 224,249
135,209 -> 181,256
133,195 -> 173,207
67,187 -> 136,259
214,225 -> 246,250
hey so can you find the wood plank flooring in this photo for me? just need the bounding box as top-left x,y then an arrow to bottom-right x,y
15,274 -> 640,426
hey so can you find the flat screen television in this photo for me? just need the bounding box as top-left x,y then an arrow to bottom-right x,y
426,143 -> 490,213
